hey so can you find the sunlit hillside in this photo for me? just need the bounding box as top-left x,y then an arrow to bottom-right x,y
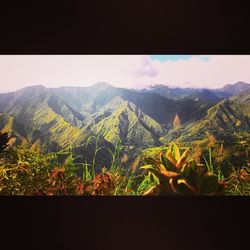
0,82 -> 249,195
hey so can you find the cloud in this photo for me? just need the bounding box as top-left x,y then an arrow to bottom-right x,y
0,55 -> 250,92
128,56 -> 158,78
145,55 -> 250,88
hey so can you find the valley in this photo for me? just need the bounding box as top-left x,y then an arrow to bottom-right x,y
0,81 -> 249,170
0,81 -> 249,195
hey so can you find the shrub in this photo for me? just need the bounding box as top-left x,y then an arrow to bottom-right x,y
140,143 -> 226,195
226,166 -> 250,195
0,146 -> 84,195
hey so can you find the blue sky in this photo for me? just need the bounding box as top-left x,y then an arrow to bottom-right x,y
149,55 -> 193,62
149,55 -> 210,62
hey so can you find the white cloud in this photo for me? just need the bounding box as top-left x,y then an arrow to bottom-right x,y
0,55 -> 249,92
150,55 -> 250,88
128,56 -> 158,78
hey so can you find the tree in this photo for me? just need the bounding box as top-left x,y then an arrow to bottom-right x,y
173,114 -> 181,138
173,114 -> 181,129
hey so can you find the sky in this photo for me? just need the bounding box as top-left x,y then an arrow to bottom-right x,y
0,55 -> 250,92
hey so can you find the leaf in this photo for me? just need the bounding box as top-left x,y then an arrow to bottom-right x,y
143,185 -> 162,196
169,178 -> 177,194
160,168 -> 180,178
144,158 -> 162,171
151,173 -> 160,185
143,185 -> 156,195
177,147 -> 190,167
144,157 -> 160,165
176,158 -> 186,169
85,136 -> 93,149
160,153 -> 179,172
140,164 -> 154,170
172,143 -> 181,161
181,164 -> 192,178
166,151 -> 177,166
169,177 -> 197,195
177,179 -> 198,194
140,164 -> 161,177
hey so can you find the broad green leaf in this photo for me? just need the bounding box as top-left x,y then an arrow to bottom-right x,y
143,185 -> 158,195
172,143 -> 181,161
179,147 -> 190,163
166,151 -> 177,166
140,164 -> 154,170
144,158 -> 161,171
140,164 -> 160,177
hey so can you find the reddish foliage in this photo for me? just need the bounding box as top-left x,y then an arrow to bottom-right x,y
85,173 -> 115,195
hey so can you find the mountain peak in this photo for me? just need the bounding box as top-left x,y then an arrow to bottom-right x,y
20,84 -> 46,90
92,82 -> 114,89
220,81 -> 250,95
18,84 -> 46,92
14,85 -> 48,98
147,84 -> 170,90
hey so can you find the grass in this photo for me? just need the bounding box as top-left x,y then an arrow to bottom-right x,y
0,131 -> 249,195
225,166 -> 250,195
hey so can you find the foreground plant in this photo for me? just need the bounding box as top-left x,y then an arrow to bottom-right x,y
225,166 -> 250,195
0,146 -> 84,195
141,143 -> 226,195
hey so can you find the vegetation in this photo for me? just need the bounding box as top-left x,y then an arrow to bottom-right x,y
0,83 -> 249,195
141,143 -> 226,195
173,114 -> 181,129
0,132 -> 249,196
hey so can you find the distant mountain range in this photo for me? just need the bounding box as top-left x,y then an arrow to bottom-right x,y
0,81 -> 249,168
141,81 -> 250,100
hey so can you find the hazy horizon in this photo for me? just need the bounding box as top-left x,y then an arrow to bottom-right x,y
1,80 -> 250,94
1,55 -> 250,92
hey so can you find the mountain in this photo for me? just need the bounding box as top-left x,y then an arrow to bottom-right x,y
0,84 -> 214,168
0,87 -> 89,148
156,90 -> 250,169
0,112 -> 59,151
0,86 -> 85,127
183,89 -> 223,103
0,87 -> 116,169
141,82 -> 250,101
139,84 -> 201,99
0,84 -> 217,148
230,89 -> 250,106
53,84 -> 213,127
1,82 -> 249,170
163,90 -> 250,148
89,96 -> 163,149
51,82 -> 118,116
0,86 -> 113,153
217,81 -> 250,96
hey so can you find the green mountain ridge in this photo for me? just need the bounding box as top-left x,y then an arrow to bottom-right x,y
1,83 -> 249,171
161,91 -> 250,153
0,90 -> 88,148
53,84 -> 214,127
0,112 -> 59,151
90,96 -> 163,149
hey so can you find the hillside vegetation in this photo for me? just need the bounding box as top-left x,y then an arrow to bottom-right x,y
0,82 -> 249,195
0,132 -> 249,195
